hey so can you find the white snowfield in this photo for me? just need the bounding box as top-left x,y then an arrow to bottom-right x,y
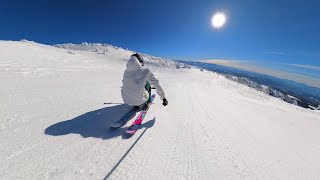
1,40 -> 320,180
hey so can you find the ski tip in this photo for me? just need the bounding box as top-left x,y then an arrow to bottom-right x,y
110,123 -> 123,129
125,130 -> 137,135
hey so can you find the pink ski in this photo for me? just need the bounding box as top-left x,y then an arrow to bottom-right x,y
126,94 -> 156,134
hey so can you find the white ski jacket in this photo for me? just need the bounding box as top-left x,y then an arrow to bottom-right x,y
121,56 -> 166,106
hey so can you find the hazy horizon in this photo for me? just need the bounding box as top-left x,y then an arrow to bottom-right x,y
199,59 -> 320,88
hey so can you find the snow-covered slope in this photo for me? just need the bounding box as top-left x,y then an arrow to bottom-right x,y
1,40 -> 320,179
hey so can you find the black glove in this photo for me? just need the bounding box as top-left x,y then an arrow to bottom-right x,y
162,98 -> 168,106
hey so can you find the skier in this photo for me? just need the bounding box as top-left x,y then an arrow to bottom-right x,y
121,53 -> 168,108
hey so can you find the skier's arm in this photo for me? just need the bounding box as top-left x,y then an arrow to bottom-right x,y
147,72 -> 166,99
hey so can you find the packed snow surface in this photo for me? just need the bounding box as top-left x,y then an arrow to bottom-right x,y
1,40 -> 320,179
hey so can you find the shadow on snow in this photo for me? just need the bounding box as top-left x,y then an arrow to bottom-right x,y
44,104 -> 155,140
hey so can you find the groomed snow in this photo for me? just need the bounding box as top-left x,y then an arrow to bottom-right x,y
1,40 -> 319,179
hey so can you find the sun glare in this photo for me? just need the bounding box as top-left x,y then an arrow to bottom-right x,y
211,12 -> 227,29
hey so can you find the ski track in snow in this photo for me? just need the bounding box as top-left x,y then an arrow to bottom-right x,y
1,41 -> 320,180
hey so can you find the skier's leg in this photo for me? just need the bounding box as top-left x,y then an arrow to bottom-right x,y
145,82 -> 152,104
136,82 -> 152,111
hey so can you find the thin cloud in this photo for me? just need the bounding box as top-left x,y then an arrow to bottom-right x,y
289,64 -> 320,71
200,59 -> 248,64
267,51 -> 320,58
267,52 -> 288,55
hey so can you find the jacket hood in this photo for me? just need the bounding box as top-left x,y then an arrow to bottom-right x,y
126,56 -> 142,71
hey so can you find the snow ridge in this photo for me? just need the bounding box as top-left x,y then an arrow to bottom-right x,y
180,60 -> 320,110
54,42 -> 130,55
54,42 -> 192,70
224,75 -> 299,105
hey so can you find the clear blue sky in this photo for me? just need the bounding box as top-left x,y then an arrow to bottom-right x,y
1,0 -> 319,66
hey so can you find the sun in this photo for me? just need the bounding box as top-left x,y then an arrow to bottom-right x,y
211,12 -> 227,29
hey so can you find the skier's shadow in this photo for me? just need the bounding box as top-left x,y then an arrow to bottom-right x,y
45,104 -> 155,139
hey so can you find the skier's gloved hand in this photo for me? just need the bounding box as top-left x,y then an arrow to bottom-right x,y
162,98 -> 168,106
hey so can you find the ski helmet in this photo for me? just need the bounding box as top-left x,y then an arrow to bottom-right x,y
132,53 -> 144,66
